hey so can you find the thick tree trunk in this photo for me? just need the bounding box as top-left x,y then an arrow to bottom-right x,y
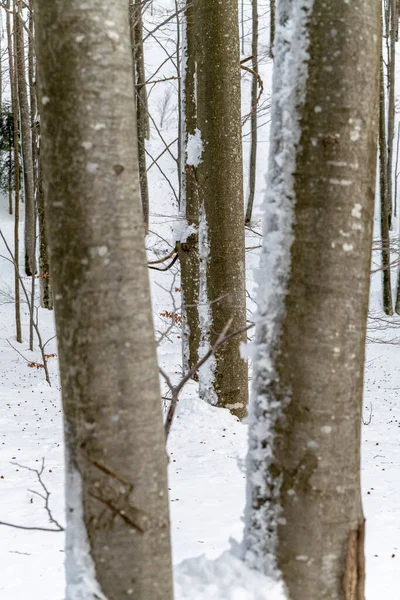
178,0 -> 201,373
15,0 -> 35,277
194,0 -> 248,419
34,2 -> 174,599
245,0 -> 259,226
245,1 -> 380,598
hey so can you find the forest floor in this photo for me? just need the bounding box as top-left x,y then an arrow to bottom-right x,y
1,199 -> 400,599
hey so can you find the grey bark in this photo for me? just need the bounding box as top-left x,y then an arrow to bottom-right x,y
8,2 -> 21,342
193,0 -> 248,419
179,0 -> 201,373
387,0 -> 397,227
15,0 -> 35,277
129,0 -> 150,231
29,0 -> 52,309
245,0 -> 259,226
269,0 -> 275,59
34,2 -> 173,599
246,1 -> 380,598
380,50 -> 393,315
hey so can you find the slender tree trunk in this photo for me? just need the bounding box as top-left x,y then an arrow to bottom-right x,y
246,1 -> 380,598
15,0 -> 35,277
28,0 -> 52,309
245,0 -> 259,226
174,0 -> 182,208
193,0 -> 248,418
380,50 -> 393,315
269,0 -> 275,59
8,127 -> 12,215
178,0 -> 201,373
36,135 -> 53,309
129,0 -> 150,231
387,0 -> 397,227
27,1 -> 37,347
0,13 -> 2,112
8,2 -> 21,343
34,2 -> 174,598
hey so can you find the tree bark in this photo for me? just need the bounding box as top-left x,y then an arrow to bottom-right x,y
16,0 -> 35,277
245,0 -> 259,226
178,0 -> 201,373
193,0 -> 248,419
246,1 -> 380,598
29,0 -> 52,309
269,0 -> 275,59
380,49 -> 393,315
129,0 -> 150,231
8,1 -> 21,343
386,0 -> 397,227
34,2 -> 174,599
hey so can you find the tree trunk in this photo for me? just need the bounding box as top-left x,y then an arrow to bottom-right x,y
29,0 -> 52,309
269,0 -> 275,59
129,0 -> 150,231
0,13 -> 2,113
386,0 -> 397,227
15,0 -> 35,277
178,0 -> 201,373
380,49 -> 393,315
245,0 -> 259,226
34,2 -> 174,599
245,1 -> 380,598
193,0 -> 248,419
8,1 -> 21,343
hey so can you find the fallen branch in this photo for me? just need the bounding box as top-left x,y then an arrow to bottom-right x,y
0,458 -> 64,533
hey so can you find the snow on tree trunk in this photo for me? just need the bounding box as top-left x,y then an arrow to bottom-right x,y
34,2 -> 174,599
245,1 -> 380,598
178,0 -> 201,374
193,0 -> 248,419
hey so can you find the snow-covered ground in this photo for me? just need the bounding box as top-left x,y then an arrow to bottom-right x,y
2,201 -> 400,599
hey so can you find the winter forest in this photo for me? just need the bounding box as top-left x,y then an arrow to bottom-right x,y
0,0 -> 398,598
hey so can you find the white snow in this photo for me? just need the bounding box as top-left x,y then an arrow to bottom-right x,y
197,203 -> 218,405
175,552 -> 286,600
65,453 -> 109,600
186,128 -> 204,168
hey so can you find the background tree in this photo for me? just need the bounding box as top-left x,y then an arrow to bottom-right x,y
178,0 -> 201,373
379,48 -> 393,316
34,1 -> 174,598
129,0 -> 150,231
8,0 -> 21,342
245,1 -> 380,598
191,0 -> 248,418
245,0 -> 259,226
15,0 -> 35,278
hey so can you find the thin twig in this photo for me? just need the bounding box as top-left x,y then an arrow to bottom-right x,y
161,319 -> 255,437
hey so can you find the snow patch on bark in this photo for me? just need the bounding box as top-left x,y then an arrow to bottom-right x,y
186,128 -> 204,167
198,203 -> 217,405
65,445 -> 108,600
244,0 -> 315,578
